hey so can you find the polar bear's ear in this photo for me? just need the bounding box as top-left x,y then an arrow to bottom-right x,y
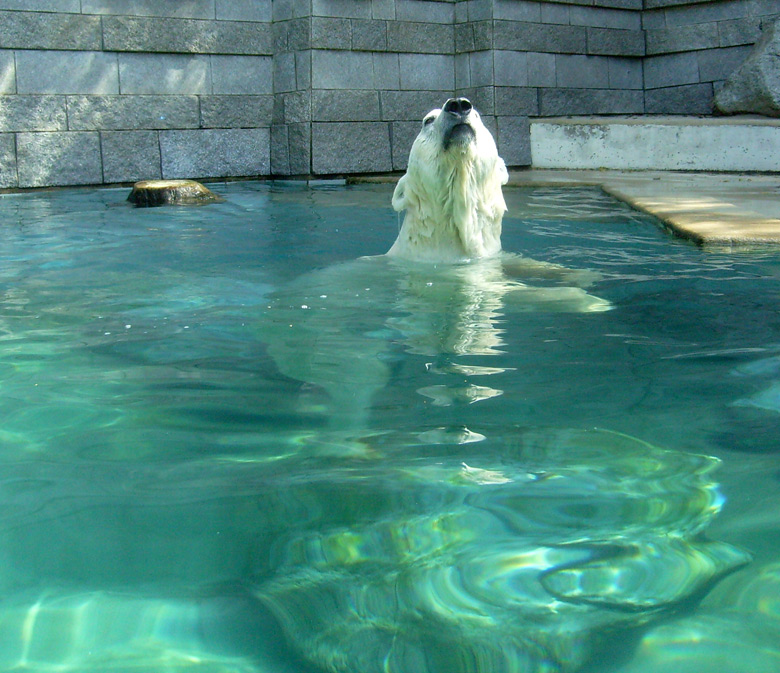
392,174 -> 409,212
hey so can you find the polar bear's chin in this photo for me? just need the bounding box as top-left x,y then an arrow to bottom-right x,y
443,124 -> 476,151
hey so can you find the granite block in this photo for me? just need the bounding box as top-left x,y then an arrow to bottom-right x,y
0,95 -> 66,131
471,50 -> 496,88
396,0 -> 454,24
660,0 -> 749,27
352,19 -> 388,51
372,0 -> 396,20
494,50 -> 527,87
100,130 -> 161,183
754,0 -> 780,16
216,0 -> 272,22
645,82 -> 714,114
16,51 -> 119,95
81,0 -> 213,18
541,3 -> 570,25
0,0 -> 79,10
272,0 -> 310,21
0,50 -> 14,93
199,95 -> 274,128
455,22 -> 475,54
273,52 -> 297,93
311,17 -> 352,49
539,87 -> 644,115
719,18 -> 763,48
587,28 -> 645,56
287,122 -> 311,174
118,54 -> 211,95
608,57 -> 643,89
271,124 -> 290,174
280,90 -> 311,124
643,51 -> 700,89
0,11 -> 101,50
312,89 -> 380,121
296,50 -> 311,89
381,90 -> 440,120
313,0 -> 372,19
646,23 -> 719,55
454,0 -> 467,22
569,5 -> 640,30
272,94 -> 285,124
211,55 -> 273,94
642,10 -> 666,30
68,94 -> 198,132
373,52 -> 400,89
399,53 -> 454,90
287,17 -> 312,51
698,45 -> 752,83
493,0 -> 541,22
391,120 -> 419,170
273,19 -> 311,52
496,115 -> 530,166
495,87 -> 539,116
455,53 -> 470,88
494,21 -> 587,54
0,133 -> 16,187
17,131 -> 102,187
472,20 -> 493,51
465,0 -> 492,22
160,128 -> 270,179
594,0 -> 642,9
312,50 -> 375,89
556,54 -> 610,89
103,16 -> 273,55
387,21 -> 454,54
527,51 -> 557,87
312,121 -> 391,173
273,21 -> 289,52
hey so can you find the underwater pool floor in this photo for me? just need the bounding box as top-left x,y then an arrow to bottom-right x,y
0,181 -> 779,672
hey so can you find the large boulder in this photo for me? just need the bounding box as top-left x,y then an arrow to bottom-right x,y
715,17 -> 780,117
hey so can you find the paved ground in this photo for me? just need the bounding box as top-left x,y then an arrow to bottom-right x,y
507,169 -> 780,247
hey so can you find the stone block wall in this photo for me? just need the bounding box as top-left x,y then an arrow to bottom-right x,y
0,0 -> 274,188
643,0 -> 778,113
0,0 -> 776,187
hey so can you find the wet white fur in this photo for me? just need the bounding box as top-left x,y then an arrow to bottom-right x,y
389,107 -> 508,261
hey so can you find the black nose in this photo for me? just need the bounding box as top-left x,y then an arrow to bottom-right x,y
443,98 -> 472,117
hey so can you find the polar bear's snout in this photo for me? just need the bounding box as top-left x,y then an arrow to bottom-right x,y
441,98 -> 476,151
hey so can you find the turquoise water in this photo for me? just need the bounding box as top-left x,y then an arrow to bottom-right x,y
0,181 -> 778,672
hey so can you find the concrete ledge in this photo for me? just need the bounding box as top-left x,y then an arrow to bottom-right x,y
531,116 -> 780,172
507,169 -> 780,246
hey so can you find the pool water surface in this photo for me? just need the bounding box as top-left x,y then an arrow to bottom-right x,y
0,181 -> 778,672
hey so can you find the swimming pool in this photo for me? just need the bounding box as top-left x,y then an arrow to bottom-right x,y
0,181 -> 778,672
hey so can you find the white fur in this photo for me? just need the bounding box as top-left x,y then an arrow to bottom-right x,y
389,105 -> 508,262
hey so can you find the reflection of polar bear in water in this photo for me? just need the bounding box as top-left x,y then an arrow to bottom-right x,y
259,98 -> 610,440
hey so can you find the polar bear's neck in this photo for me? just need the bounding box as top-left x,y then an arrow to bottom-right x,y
389,158 -> 504,263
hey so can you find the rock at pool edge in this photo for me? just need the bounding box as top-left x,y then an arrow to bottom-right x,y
127,180 -> 224,207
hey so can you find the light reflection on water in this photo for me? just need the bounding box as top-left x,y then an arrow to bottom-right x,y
0,182 -> 778,671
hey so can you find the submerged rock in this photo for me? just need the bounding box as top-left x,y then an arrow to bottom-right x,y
715,17 -> 780,117
127,179 -> 224,207
256,428 -> 750,673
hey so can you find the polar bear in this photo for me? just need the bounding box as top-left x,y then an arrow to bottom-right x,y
389,98 -> 507,261
388,98 -> 606,287
258,99 -> 610,447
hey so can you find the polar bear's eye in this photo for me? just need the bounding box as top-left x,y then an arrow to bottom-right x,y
423,115 -> 435,126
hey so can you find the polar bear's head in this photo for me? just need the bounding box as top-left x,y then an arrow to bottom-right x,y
388,98 -> 508,262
